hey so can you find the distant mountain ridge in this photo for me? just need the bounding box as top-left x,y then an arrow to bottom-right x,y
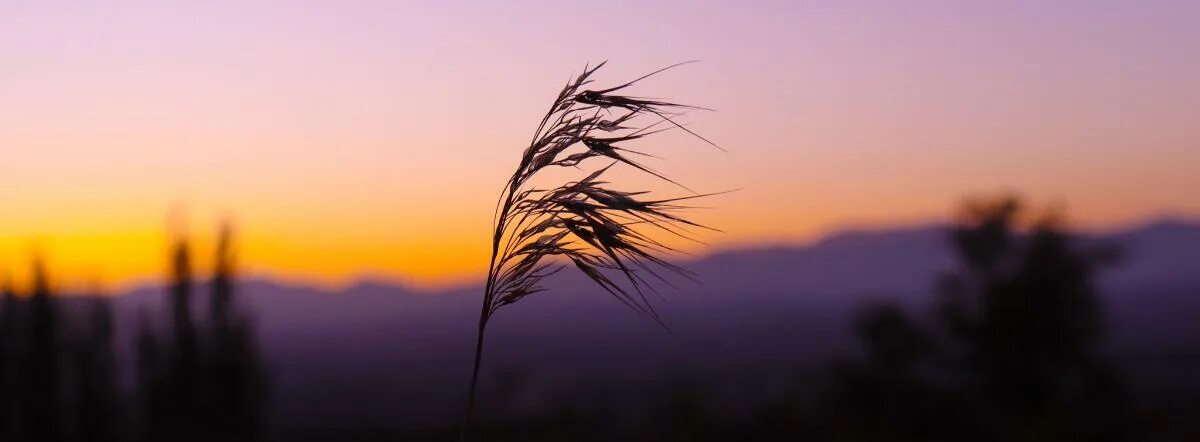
103,219 -> 1200,427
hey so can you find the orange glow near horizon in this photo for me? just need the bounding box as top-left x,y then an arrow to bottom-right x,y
3,1 -> 1198,292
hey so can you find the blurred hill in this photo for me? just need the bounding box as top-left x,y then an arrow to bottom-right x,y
103,219 -> 1200,432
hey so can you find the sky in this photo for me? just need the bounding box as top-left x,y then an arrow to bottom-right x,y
2,0 -> 1198,291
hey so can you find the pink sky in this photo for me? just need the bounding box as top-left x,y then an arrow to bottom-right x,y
2,0 -> 1198,289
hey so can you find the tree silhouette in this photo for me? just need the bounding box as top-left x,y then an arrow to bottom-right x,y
26,259 -> 63,442
205,224 -> 267,442
0,278 -> 21,441
0,223 -> 267,442
68,296 -> 124,442
136,225 -> 267,442
0,267 -> 128,442
938,197 -> 1130,440
135,306 -> 166,441
137,237 -> 204,441
819,197 -> 1133,441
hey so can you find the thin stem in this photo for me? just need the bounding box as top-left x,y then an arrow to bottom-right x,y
460,316 -> 487,442
462,181 -> 516,441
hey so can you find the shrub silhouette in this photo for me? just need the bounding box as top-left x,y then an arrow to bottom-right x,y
818,302 -> 968,441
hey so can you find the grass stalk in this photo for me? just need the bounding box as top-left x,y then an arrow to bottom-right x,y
460,61 -> 722,440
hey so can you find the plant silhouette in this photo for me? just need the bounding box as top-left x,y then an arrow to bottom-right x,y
462,61 -> 723,439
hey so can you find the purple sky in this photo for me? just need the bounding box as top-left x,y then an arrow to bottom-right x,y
2,0 -> 1197,288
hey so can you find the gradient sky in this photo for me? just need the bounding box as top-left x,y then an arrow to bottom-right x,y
2,0 -> 1198,290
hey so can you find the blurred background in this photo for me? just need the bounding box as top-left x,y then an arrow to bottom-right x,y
2,1 -> 1198,440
